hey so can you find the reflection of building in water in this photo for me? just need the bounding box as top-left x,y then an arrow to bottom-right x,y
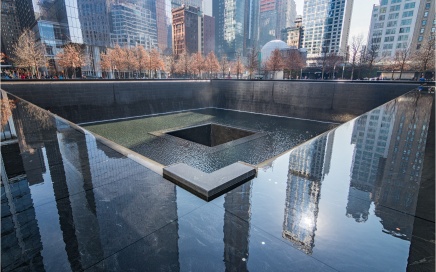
373,95 -> 432,238
223,181 -> 252,271
346,94 -> 432,239
1,148 -> 44,270
346,107 -> 395,222
283,131 -> 334,254
0,176 -> 45,271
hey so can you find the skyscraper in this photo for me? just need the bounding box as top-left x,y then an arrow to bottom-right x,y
110,1 -> 158,49
367,0 -> 421,59
213,0 -> 258,59
1,0 -> 22,59
302,0 -> 354,62
13,0 -> 112,76
259,0 -> 296,47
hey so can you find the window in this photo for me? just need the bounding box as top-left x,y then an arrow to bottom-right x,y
390,5 -> 400,11
422,20 -> 427,26
381,0 -> 388,5
379,15 -> 385,20
399,27 -> 410,33
387,21 -> 397,27
401,19 -> 412,25
425,3 -> 430,9
384,36 -> 395,42
420,28 -> 425,33
432,27 -> 435,33
418,36 -> 423,42
424,11 -> 428,17
380,7 -> 387,13
374,22 -> 384,29
404,2 -> 415,9
402,11 -> 413,17
386,28 -> 396,35
383,43 -> 393,49
388,13 -> 399,19
398,35 -> 408,41
391,0 -> 401,3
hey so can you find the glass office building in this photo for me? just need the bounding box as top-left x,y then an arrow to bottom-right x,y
302,0 -> 354,61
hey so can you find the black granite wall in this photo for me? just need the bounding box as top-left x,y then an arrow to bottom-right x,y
2,81 -> 212,124
2,80 -> 419,124
211,80 -> 420,123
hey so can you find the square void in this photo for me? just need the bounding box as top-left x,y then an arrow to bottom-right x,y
166,124 -> 255,147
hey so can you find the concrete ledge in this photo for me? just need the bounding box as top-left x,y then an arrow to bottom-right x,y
163,162 -> 257,201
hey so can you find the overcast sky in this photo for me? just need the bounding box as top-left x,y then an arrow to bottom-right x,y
294,0 -> 380,44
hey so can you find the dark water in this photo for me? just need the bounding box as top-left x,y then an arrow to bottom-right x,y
84,108 -> 338,172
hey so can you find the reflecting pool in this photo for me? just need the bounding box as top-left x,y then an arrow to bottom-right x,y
1,91 -> 434,271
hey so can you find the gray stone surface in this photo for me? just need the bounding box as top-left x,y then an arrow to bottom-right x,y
163,162 -> 257,201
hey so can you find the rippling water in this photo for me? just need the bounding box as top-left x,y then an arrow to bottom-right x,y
84,109 -> 338,172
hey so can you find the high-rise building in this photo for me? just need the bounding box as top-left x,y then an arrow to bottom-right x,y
172,6 -> 200,55
110,2 -> 158,49
367,0 -> 420,59
213,0 -> 258,59
1,0 -> 22,59
203,15 -> 216,55
281,15 -> 304,48
13,0 -> 112,76
302,0 -> 354,62
410,0 -> 435,53
259,0 -> 296,47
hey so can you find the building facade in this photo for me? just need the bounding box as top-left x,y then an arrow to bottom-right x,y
410,0 -> 435,53
172,6 -> 200,55
367,0 -> 420,58
302,0 -> 354,62
1,0 -> 22,60
259,0 -> 297,47
281,15 -> 304,48
110,2 -> 158,49
12,0 -> 113,76
213,0 -> 258,59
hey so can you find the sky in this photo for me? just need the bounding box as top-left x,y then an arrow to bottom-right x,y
294,0 -> 380,44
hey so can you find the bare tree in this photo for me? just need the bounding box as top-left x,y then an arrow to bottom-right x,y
246,47 -> 260,79
100,50 -> 113,78
265,49 -> 284,79
204,52 -> 219,78
164,54 -> 177,78
12,29 -> 47,78
325,52 -> 342,79
365,43 -> 380,78
412,39 -> 435,76
284,50 -> 305,79
175,51 -> 192,77
232,53 -> 245,79
1,97 -> 16,130
349,34 -> 364,80
190,52 -> 205,78
219,54 -> 230,78
149,48 -> 164,78
135,45 -> 149,77
56,43 -> 88,78
390,43 -> 412,79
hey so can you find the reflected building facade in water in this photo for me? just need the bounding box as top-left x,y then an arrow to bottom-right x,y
223,181 -> 252,271
346,106 -> 395,222
283,130 -> 334,254
347,93 -> 433,239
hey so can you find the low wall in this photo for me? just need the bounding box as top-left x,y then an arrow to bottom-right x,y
2,80 -> 419,124
2,80 -> 212,124
211,80 -> 420,123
